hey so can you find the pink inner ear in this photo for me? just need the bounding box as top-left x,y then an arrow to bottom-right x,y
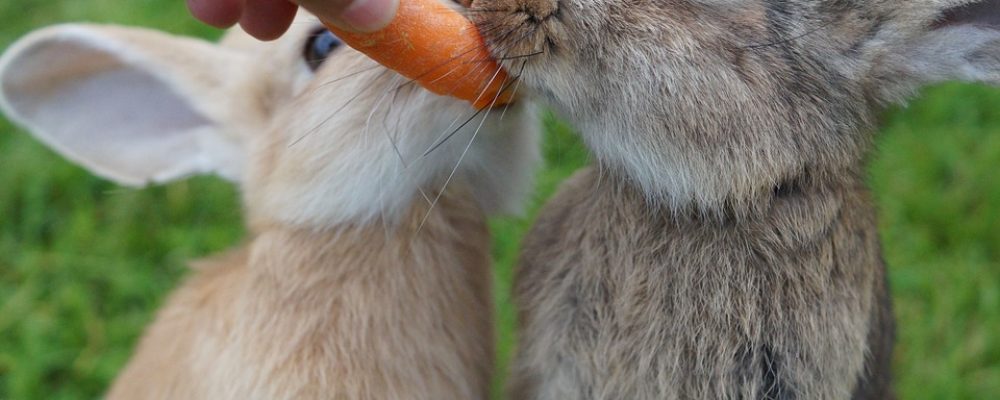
939,0 -> 1000,29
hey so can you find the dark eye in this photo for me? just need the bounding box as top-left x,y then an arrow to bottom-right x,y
304,29 -> 343,71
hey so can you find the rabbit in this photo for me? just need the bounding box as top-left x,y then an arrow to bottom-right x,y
467,0 -> 1000,399
0,8 -> 539,400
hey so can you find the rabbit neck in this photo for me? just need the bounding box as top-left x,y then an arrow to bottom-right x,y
594,157 -> 866,223
244,186 -> 490,279
548,73 -> 877,216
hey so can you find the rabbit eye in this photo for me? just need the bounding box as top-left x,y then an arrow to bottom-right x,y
304,29 -> 343,71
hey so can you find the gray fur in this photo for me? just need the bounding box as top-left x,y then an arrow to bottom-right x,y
471,0 -> 1000,398
511,168 -> 889,399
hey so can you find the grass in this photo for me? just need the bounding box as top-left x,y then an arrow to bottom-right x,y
0,2 -> 998,399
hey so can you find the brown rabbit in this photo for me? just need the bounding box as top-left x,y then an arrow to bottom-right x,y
0,11 -> 539,399
470,0 -> 1000,398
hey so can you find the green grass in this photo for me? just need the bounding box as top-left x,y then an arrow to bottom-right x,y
0,2 -> 998,399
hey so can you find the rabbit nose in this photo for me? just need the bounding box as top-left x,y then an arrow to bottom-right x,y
518,0 -> 558,22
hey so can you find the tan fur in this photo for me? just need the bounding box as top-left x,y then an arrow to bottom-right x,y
107,191 -> 493,400
87,18 -> 535,396
96,25 -> 515,399
1,8 -> 540,399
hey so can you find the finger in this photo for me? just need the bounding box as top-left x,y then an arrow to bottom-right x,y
239,0 -> 299,40
187,0 -> 245,28
296,0 -> 399,33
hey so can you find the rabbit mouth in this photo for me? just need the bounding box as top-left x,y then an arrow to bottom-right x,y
469,0 -> 564,72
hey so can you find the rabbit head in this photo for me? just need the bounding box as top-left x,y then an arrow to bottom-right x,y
0,12 -> 540,229
471,0 -> 1000,213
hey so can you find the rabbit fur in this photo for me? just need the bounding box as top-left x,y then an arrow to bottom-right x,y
470,0 -> 1000,398
0,11 -> 540,400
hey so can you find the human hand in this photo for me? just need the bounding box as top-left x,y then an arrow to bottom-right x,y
187,0 -> 399,40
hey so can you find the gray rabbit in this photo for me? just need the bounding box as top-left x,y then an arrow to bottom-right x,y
470,0 -> 1000,398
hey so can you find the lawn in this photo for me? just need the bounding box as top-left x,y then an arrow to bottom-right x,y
0,2 -> 998,399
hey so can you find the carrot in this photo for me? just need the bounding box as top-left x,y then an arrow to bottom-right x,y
324,0 -> 513,110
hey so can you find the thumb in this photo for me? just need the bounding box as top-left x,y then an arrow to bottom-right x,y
296,0 -> 400,33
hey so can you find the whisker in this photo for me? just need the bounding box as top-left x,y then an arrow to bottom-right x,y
421,66 -> 510,156
429,26 -> 535,99
376,150 -> 392,241
366,75 -> 409,165
741,18 -> 833,50
499,59 -> 531,121
418,26 -> 540,154
417,187 -> 434,207
455,50 -> 545,66
317,64 -> 385,88
423,108 -> 488,157
416,64 -> 513,233
387,76 -> 410,148
495,50 -> 545,61
288,69 -> 392,147
462,8 -> 516,14
420,34 -> 535,149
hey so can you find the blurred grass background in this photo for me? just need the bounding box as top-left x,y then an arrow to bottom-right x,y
0,1 -> 997,399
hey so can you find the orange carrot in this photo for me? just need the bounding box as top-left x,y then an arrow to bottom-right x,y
324,0 -> 513,110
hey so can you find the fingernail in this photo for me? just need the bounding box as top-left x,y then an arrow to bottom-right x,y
339,0 -> 399,32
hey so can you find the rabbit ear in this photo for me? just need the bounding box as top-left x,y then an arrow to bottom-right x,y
0,24 -> 251,186
902,0 -> 1000,85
